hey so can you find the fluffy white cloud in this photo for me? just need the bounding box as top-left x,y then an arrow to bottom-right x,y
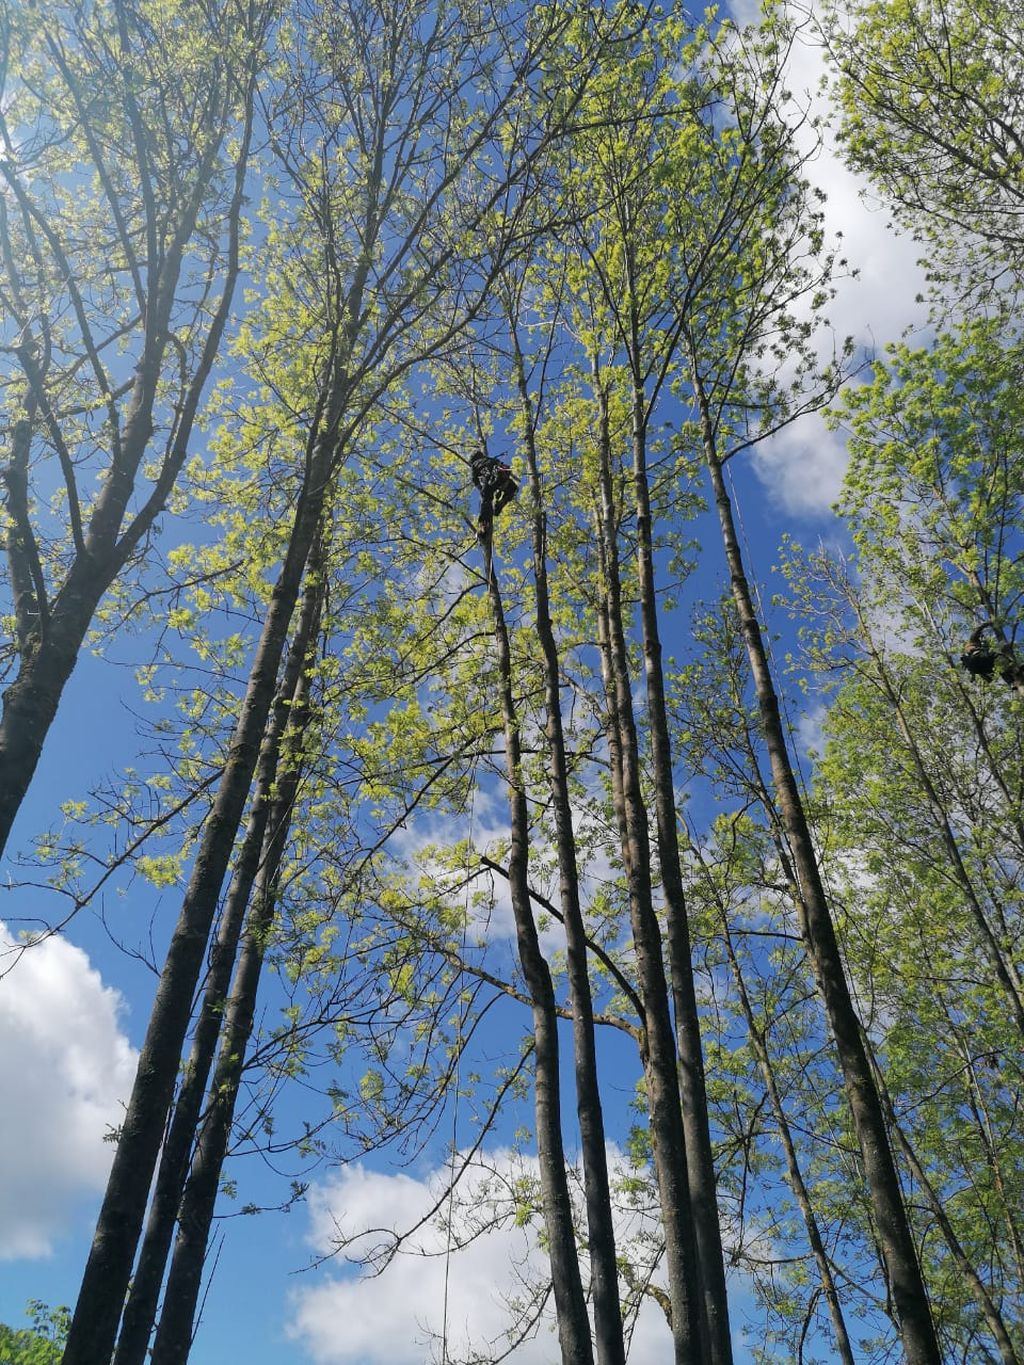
751,424 -> 852,519
0,923 -> 137,1258
288,1151 -> 680,1365
795,701 -> 828,759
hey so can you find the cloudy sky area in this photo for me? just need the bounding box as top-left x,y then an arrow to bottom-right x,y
289,1151 -> 749,1365
0,924 -> 136,1259
737,4 -> 931,515
0,6 -> 931,1360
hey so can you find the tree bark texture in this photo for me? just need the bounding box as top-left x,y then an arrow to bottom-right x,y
62,429 -> 335,1365
482,526 -> 595,1365
149,579 -> 321,1364
111,553 -> 325,1365
629,393 -> 732,1365
692,357 -> 942,1365
513,341 -> 626,1365
593,384 -> 706,1364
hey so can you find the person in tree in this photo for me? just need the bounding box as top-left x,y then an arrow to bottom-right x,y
960,621 -> 1023,686
471,449 -> 518,533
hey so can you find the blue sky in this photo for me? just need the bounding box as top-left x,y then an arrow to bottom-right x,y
0,13 -> 936,1364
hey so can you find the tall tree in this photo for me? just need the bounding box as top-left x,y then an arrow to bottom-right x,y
146,558 -> 325,1363
562,25 -> 737,1355
675,17 -> 941,1360
479,507 -> 594,1365
112,540 -> 326,1365
63,2 -> 629,1358
591,375 -> 706,1362
505,288 -> 626,1365
774,316 -> 1024,1357
0,0 -> 269,854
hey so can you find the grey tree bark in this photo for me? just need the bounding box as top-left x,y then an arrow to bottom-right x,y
111,548 -> 325,1365
148,571 -> 323,1363
511,330 -> 626,1365
481,522 -> 595,1365
592,380 -> 706,1363
691,351 -> 942,1365
628,383 -> 732,1365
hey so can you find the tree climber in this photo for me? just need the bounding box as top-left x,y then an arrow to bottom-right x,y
471,449 -> 518,533
960,621 -> 1023,687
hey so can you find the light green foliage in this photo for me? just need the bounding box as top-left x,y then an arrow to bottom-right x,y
829,0 -> 1024,293
0,1303 -> 69,1365
833,317 -> 1024,618
779,314 -> 1024,1352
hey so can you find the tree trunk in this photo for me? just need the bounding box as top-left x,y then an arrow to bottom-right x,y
593,382 -> 706,1363
482,526 -> 595,1365
64,118 -> 385,1349
149,579 -> 321,1363
512,340 -> 626,1365
630,393 -> 732,1365
62,431 -> 335,1365
713,879 -> 856,1365
692,357 -> 942,1365
111,553 -> 325,1365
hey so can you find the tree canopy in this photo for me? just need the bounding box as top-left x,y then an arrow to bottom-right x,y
2,0 -> 1023,1362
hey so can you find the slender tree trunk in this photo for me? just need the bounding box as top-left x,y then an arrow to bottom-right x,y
482,525 -> 595,1365
629,393 -> 732,1365
0,42 -> 259,860
64,133 -> 384,1352
111,551 -> 325,1365
861,1031 -> 1021,1365
691,355 -> 942,1365
592,382 -> 706,1364
713,885 -> 856,1365
62,430 -> 335,1365
512,340 -> 626,1365
149,579 -> 322,1364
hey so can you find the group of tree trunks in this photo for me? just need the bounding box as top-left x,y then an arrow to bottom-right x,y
2,0 -> 1023,1362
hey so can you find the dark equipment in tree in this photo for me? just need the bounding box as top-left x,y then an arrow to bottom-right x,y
471,449 -> 518,531
960,622 -> 1023,686
961,623 -> 998,681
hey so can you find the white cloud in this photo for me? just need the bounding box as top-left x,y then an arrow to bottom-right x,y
0,922 -> 137,1258
288,1150 -> 679,1365
738,5 -> 932,516
795,701 -> 828,759
750,423 -> 851,518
